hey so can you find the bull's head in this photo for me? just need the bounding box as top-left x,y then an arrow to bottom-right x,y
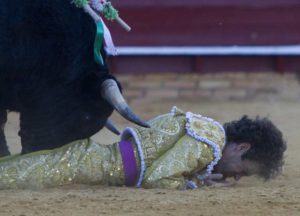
101,79 -> 150,135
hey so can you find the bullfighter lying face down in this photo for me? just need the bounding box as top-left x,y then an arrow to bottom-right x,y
0,107 -> 286,190
0,0 -> 149,156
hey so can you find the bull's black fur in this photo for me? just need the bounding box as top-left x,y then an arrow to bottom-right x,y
0,0 -> 121,155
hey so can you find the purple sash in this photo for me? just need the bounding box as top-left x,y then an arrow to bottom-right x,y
119,141 -> 138,186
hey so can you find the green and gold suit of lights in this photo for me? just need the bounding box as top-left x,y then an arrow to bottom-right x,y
0,108 -> 225,190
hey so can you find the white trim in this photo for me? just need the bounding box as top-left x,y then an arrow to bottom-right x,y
185,112 -> 226,180
115,45 -> 300,56
184,180 -> 198,190
170,106 -> 178,117
121,127 -> 145,187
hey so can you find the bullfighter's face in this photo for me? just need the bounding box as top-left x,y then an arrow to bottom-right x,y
214,142 -> 261,181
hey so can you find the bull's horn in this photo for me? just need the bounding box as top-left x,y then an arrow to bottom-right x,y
105,119 -> 120,135
101,79 -> 150,128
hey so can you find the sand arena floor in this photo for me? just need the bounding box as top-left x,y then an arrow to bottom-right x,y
0,98 -> 299,216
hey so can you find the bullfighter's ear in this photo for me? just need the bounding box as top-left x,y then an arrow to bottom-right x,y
235,142 -> 251,155
101,79 -> 150,128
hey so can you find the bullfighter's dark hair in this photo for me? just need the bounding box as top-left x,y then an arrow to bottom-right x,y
223,115 -> 287,180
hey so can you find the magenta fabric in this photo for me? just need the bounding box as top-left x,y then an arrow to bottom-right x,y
119,141 -> 138,186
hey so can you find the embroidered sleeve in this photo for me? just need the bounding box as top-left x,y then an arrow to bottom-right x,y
142,135 -> 210,190
185,112 -> 225,179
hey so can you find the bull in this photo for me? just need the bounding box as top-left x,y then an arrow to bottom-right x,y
0,0 -> 149,156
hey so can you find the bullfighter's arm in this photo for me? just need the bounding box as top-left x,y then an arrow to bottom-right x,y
142,135 -> 209,190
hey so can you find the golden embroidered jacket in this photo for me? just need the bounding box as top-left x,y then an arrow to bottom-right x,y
0,107 -> 225,190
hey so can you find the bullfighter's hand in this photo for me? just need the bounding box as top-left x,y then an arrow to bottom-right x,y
201,173 -> 235,187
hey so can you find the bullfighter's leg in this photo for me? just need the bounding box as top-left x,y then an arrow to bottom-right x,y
0,109 -> 10,157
